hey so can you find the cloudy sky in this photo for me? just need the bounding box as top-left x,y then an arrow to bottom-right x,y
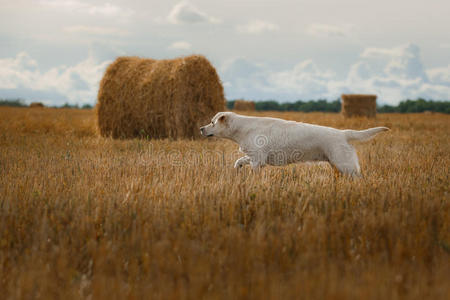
1,0 -> 449,105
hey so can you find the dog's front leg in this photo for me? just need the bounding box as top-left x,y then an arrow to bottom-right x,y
250,160 -> 264,171
234,156 -> 251,168
249,151 -> 267,171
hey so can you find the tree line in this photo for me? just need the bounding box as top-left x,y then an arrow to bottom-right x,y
1,98 -> 449,113
228,98 -> 450,114
0,99 -> 93,109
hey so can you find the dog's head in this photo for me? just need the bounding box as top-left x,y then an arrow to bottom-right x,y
200,112 -> 234,138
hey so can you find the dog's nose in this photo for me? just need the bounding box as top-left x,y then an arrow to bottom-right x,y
200,127 -> 205,135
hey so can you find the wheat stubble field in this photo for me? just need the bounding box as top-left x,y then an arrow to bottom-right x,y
0,107 -> 449,299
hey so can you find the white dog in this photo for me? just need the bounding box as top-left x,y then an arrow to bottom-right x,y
200,112 -> 388,177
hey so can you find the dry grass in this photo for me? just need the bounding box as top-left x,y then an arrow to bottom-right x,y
97,55 -> 225,139
0,107 -> 449,300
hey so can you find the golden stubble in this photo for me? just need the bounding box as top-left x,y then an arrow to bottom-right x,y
0,107 -> 449,299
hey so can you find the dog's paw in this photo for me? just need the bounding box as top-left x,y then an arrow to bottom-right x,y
234,161 -> 243,168
234,156 -> 250,169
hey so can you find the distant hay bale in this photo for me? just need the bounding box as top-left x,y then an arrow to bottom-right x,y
96,55 -> 225,139
341,94 -> 377,118
29,102 -> 44,108
233,100 -> 255,111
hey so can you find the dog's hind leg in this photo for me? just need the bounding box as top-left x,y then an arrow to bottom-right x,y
328,144 -> 362,178
331,164 -> 341,180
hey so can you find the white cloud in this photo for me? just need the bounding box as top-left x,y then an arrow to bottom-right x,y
426,65 -> 450,86
1,44 -> 449,106
220,57 -> 273,99
87,3 -> 131,17
0,52 -> 110,105
361,47 -> 404,58
168,41 -> 192,50
306,23 -> 352,38
40,0 -> 133,18
40,0 -> 85,9
348,61 -> 373,81
168,1 -> 220,24
236,20 -> 279,34
219,44 -> 450,104
63,26 -> 129,36
270,60 -> 335,96
360,43 -> 428,80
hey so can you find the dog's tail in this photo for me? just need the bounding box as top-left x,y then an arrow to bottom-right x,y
343,127 -> 389,142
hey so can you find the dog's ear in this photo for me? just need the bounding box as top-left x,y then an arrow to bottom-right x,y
218,115 -> 227,123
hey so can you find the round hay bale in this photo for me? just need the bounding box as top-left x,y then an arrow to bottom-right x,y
233,100 -> 255,111
341,94 -> 377,118
96,55 -> 225,139
29,102 -> 44,108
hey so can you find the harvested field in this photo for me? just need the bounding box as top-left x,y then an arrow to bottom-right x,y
0,107 -> 449,299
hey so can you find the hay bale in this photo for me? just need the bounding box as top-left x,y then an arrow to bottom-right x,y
233,100 -> 255,111
341,94 -> 377,118
29,102 -> 44,108
96,55 -> 225,139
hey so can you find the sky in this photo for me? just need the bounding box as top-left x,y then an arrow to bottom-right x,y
0,0 -> 449,105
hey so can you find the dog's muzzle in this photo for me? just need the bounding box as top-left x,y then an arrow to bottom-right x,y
200,127 -> 213,137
